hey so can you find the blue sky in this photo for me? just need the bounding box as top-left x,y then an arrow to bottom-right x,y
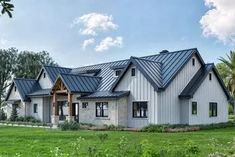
0,0 -> 234,67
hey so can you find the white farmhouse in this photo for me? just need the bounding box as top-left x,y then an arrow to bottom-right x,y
5,48 -> 231,128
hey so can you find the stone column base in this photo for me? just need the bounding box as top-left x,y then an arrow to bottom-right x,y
66,116 -> 75,122
51,115 -> 59,124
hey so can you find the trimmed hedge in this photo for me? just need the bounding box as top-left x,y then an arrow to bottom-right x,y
58,121 -> 80,131
141,122 -> 235,133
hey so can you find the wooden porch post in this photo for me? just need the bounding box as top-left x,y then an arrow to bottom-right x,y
68,93 -> 74,121
53,92 -> 58,116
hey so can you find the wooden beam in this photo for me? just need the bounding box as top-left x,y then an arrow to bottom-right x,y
55,90 -> 67,94
68,93 -> 73,116
52,92 -> 59,116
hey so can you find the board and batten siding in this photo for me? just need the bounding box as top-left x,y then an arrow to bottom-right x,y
6,84 -> 26,117
115,65 -> 157,128
157,54 -> 202,124
30,97 -> 43,121
38,70 -> 53,89
189,71 -> 228,125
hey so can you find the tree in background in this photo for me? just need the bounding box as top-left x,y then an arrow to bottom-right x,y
218,51 -> 235,119
0,48 -> 57,107
9,104 -> 18,121
0,0 -> 14,18
0,48 -> 17,107
14,50 -> 57,79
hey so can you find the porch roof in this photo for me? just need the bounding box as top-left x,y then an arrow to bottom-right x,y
78,91 -> 130,99
27,88 -> 51,97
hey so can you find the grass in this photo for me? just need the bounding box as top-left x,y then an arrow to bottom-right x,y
0,126 -> 235,156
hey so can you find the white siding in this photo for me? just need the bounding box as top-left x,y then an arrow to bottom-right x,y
38,70 -> 53,89
157,55 -> 201,124
43,97 -> 51,123
6,84 -> 26,117
115,65 -> 157,128
180,100 -> 189,124
30,97 -> 43,121
189,71 -> 228,124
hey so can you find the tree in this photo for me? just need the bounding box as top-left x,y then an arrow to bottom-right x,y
9,105 -> 18,121
219,51 -> 235,119
0,48 -> 17,107
216,62 -> 230,85
14,50 -> 57,79
0,108 -> 7,120
0,0 -> 14,18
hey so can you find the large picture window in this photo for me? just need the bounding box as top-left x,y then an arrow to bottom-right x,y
209,102 -> 217,117
96,102 -> 108,117
133,102 -> 148,118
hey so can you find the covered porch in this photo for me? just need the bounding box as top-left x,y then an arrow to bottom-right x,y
50,73 -> 101,124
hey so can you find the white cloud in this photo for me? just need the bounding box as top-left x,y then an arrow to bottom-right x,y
0,38 -> 8,46
200,0 -> 235,45
71,13 -> 118,36
82,38 -> 95,50
95,36 -> 123,52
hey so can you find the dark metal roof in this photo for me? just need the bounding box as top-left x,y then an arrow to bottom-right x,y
40,66 -> 72,83
111,57 -> 163,91
5,78 -> 41,102
56,73 -> 101,93
27,88 -> 51,97
179,64 -> 231,100
72,48 -> 202,92
79,91 -> 130,99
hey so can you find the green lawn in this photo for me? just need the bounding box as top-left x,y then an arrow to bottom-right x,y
0,126 -> 235,157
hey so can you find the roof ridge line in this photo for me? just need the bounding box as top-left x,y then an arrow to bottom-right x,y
14,78 -> 37,81
131,56 -> 162,64
60,73 -> 102,79
44,65 -> 72,70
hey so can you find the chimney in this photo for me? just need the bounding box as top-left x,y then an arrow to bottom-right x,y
160,50 -> 169,54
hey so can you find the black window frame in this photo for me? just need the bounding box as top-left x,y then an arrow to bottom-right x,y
131,68 -> 136,76
14,86 -> 17,92
209,102 -> 217,117
192,102 -> 197,115
82,102 -> 88,109
33,104 -> 38,113
209,73 -> 212,81
133,102 -> 148,118
43,72 -> 46,78
192,58 -> 195,66
96,102 -> 108,117
115,70 -> 121,77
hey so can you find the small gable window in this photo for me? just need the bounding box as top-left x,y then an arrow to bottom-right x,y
43,72 -> 46,78
209,73 -> 212,81
192,58 -> 195,66
33,104 -> 38,113
82,102 -> 88,109
115,70 -> 121,77
192,102 -> 197,115
131,68 -> 136,76
14,86 -> 17,92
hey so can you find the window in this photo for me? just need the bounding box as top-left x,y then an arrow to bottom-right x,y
82,102 -> 88,109
209,102 -> 217,117
192,102 -> 197,115
131,68 -> 136,76
133,102 -> 148,118
209,73 -> 212,81
192,58 -> 195,66
33,104 -> 38,113
43,72 -> 46,78
14,86 -> 17,92
96,102 -> 108,117
115,70 -> 121,77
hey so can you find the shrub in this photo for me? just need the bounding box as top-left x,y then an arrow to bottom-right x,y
104,124 -> 124,131
58,121 -> 80,131
0,109 -> 7,121
141,124 -> 171,132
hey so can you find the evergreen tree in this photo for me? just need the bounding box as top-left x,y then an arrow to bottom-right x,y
0,108 -> 6,120
9,105 -> 18,121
